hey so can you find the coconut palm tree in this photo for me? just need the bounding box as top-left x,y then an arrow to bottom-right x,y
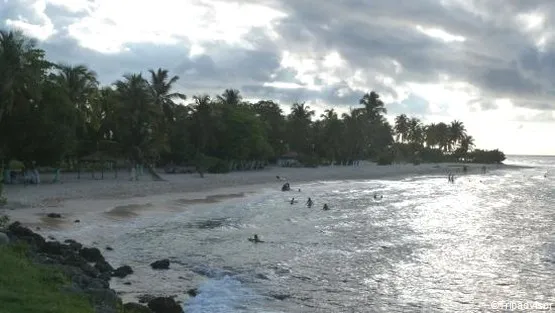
448,120 -> 466,150
217,89 -> 242,107
0,30 -> 50,125
148,68 -> 186,120
359,91 -> 387,122
394,114 -> 409,143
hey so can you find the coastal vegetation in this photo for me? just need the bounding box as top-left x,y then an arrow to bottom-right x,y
0,29 -> 505,176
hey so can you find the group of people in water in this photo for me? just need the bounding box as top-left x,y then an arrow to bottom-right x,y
249,179 -> 383,243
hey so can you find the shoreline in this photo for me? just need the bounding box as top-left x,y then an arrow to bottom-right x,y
0,162 -> 526,229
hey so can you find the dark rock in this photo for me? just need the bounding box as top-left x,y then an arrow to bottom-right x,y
123,282 -> 132,285
41,241 -> 64,255
74,219 -> 80,223
123,303 -> 153,313
187,288 -> 198,297
147,297 -> 183,313
95,259 -> 114,274
7,222 -> 46,249
48,235 -> 56,240
138,294 -> 155,304
64,239 -> 82,251
105,246 -> 113,251
112,265 -> 133,278
271,293 -> 291,300
150,259 -> 170,270
47,213 -> 62,218
79,247 -> 104,263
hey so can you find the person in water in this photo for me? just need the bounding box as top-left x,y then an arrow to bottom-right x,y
248,234 -> 264,243
322,204 -> 329,210
306,197 -> 313,207
290,197 -> 296,204
373,193 -> 383,200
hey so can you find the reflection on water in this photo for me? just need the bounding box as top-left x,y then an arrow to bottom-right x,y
46,160 -> 555,312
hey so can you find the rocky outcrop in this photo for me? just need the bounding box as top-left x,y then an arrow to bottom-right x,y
0,231 -> 9,245
5,222 -> 120,313
123,303 -> 153,313
150,258 -> 170,270
147,297 -> 183,313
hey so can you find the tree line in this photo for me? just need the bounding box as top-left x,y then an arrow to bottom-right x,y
0,29 -> 505,174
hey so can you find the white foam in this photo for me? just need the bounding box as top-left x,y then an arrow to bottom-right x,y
186,275 -> 261,313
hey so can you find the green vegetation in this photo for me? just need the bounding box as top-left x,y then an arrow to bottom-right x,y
0,29 -> 505,174
0,244 -> 94,313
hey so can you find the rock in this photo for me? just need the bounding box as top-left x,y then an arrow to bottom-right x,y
147,297 -> 183,313
123,282 -> 131,285
150,259 -> 170,270
41,241 -> 64,255
64,239 -> 82,251
112,265 -> 133,278
74,219 -> 80,223
48,235 -> 56,240
187,288 -> 198,297
0,232 -> 9,245
137,294 -> 155,304
7,222 -> 46,249
47,213 -> 62,218
105,246 -> 113,251
123,303 -> 153,313
79,247 -> 104,263
95,259 -> 114,274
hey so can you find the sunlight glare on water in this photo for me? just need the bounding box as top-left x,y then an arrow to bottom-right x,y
47,156 -> 555,312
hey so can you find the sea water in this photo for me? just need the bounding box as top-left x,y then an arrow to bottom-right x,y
45,156 -> 555,312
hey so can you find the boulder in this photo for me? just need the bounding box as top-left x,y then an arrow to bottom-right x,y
147,297 -> 183,313
150,259 -> 170,270
112,265 -> 133,278
95,259 -> 114,274
79,247 -> 104,262
7,222 -> 45,249
123,303 -> 153,313
64,239 -> 82,251
47,213 -> 62,218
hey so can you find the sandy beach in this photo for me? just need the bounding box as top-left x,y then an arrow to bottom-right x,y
1,162 -> 520,228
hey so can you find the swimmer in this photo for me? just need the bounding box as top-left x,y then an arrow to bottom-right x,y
290,197 -> 296,204
248,234 -> 264,243
306,197 -> 313,208
322,204 -> 329,210
373,193 -> 383,200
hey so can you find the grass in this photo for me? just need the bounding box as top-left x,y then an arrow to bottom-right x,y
0,244 -> 95,313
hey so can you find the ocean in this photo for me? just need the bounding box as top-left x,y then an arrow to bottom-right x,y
47,155 -> 555,312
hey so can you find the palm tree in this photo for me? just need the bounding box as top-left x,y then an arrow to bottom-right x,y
459,135 -> 475,155
394,114 -> 409,143
217,89 -> 242,107
407,117 -> 424,146
114,73 -> 159,163
448,120 -> 466,150
0,30 -> 49,125
359,91 -> 387,121
148,68 -> 186,120
288,102 -> 315,154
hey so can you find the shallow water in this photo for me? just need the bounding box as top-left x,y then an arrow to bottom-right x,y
46,157 -> 555,312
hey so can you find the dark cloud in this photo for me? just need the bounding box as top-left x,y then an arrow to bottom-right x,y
3,0 -> 555,120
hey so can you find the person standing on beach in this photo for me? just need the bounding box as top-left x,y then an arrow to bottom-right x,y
306,197 -> 313,208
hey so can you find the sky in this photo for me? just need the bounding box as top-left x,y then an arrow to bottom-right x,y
1,0 -> 555,155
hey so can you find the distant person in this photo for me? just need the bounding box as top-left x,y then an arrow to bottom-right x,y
374,193 -> 383,200
462,165 -> 468,173
306,197 -> 313,208
248,234 -> 264,243
481,166 -> 487,174
322,204 -> 329,210
276,175 -> 280,180
298,188 -> 301,192
290,197 -> 296,205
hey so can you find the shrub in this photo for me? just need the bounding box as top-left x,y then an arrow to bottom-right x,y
468,149 -> 506,164
0,215 -> 8,228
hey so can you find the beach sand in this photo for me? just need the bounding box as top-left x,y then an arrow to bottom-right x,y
1,162 -> 521,228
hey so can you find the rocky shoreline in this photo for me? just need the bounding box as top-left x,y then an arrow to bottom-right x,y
2,222 -> 189,313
